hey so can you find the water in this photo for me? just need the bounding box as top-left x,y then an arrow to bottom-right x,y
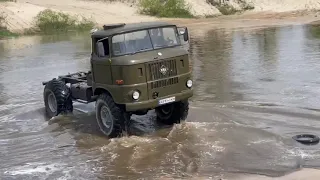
1,23 -> 320,179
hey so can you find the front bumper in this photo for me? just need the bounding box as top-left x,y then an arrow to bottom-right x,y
125,88 -> 193,111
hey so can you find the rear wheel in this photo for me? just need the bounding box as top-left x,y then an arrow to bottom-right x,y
95,93 -> 130,138
155,100 -> 189,125
43,79 -> 73,118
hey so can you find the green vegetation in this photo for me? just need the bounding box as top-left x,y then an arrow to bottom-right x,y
0,0 -> 18,38
138,0 -> 194,18
0,13 -> 17,38
30,9 -> 95,34
206,0 -> 254,15
0,0 -> 258,38
216,4 -> 238,15
239,0 -> 254,11
309,25 -> 320,39
0,30 -> 17,37
1,9 -> 95,38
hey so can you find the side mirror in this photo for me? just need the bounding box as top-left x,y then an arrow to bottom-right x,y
177,27 -> 189,42
183,28 -> 189,42
97,42 -> 105,57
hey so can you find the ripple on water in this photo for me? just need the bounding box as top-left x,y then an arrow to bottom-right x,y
1,24 -> 320,179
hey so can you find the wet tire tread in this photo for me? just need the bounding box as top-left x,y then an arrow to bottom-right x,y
179,100 -> 189,121
96,93 -> 126,138
157,100 -> 189,125
44,78 -> 73,116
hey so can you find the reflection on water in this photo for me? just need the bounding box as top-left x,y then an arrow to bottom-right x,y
192,29 -> 237,103
191,25 -> 320,110
1,24 -> 320,179
307,24 -> 320,39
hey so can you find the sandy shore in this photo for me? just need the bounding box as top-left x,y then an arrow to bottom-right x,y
1,0 -> 320,33
155,168 -> 320,180
226,168 -> 320,180
0,0 -> 157,32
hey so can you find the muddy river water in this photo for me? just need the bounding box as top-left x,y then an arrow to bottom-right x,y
1,23 -> 320,180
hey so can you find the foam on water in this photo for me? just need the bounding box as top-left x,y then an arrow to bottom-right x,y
1,23 -> 320,179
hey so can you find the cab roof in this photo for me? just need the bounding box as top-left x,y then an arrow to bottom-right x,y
91,21 -> 176,38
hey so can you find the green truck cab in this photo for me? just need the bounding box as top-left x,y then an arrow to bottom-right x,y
42,21 -> 193,138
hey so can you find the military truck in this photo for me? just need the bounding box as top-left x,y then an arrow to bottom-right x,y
42,21 -> 193,138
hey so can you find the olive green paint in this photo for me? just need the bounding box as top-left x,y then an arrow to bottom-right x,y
90,21 -> 193,112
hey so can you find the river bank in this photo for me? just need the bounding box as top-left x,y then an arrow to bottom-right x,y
1,0 -> 320,35
159,168 -> 320,179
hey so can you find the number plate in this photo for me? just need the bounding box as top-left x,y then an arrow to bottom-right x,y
158,97 -> 175,105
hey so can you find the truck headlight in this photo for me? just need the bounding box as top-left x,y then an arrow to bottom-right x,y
132,90 -> 140,100
186,80 -> 193,88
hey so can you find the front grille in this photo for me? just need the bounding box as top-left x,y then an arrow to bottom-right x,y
151,77 -> 179,89
148,59 -> 177,80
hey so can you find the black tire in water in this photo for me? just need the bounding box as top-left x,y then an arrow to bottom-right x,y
155,100 -> 189,125
43,79 -> 73,118
292,134 -> 320,145
95,93 -> 130,138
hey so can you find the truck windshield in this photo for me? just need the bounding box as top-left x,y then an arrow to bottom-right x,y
112,27 -> 180,56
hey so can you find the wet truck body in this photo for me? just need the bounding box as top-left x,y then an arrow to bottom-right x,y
91,43 -> 192,112
42,21 -> 193,138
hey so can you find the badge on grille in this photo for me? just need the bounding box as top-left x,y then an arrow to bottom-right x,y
158,52 -> 162,56
160,65 -> 168,75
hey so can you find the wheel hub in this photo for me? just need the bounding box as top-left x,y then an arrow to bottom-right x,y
161,104 -> 174,114
100,106 -> 113,134
48,93 -> 57,112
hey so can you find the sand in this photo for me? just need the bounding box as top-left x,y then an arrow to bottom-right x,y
1,0 -> 320,32
248,0 -> 320,12
0,2 -> 46,32
0,0 -> 156,32
229,168 -> 320,180
155,168 -> 320,180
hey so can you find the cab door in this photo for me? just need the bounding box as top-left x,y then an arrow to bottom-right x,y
90,37 -> 113,85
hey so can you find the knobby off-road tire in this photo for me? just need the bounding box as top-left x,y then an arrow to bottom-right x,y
95,93 -> 130,138
43,79 -> 73,118
156,100 -> 189,125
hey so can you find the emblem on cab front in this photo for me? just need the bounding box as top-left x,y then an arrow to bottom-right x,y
158,52 -> 162,56
160,65 -> 168,75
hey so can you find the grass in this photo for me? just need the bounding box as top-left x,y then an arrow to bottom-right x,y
84,0 -> 194,18
0,30 -> 17,37
217,5 -> 239,15
30,9 -> 95,34
138,0 -> 194,18
1,9 -> 95,38
238,0 -> 254,11
206,0 -> 254,15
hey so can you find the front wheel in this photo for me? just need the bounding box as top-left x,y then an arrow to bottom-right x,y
155,100 -> 189,125
95,93 -> 130,138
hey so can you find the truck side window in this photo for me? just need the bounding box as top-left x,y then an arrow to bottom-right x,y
96,38 -> 110,57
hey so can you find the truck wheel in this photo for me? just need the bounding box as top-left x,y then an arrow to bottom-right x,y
95,93 -> 129,138
156,100 -> 189,125
43,79 -> 73,118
